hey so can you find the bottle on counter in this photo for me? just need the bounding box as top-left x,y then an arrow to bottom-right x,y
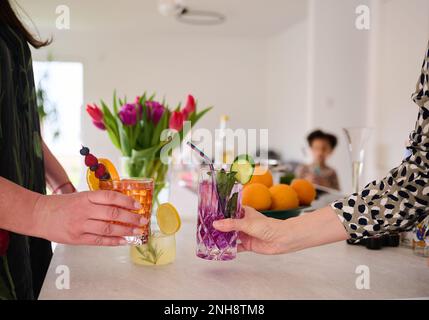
215,114 -> 234,165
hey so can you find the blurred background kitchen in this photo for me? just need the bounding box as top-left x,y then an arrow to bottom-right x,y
20,0 -> 429,197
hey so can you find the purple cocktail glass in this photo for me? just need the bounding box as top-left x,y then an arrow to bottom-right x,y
196,168 -> 243,261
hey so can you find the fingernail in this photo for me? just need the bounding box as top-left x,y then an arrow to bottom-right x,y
134,201 -> 142,209
213,220 -> 222,228
133,228 -> 143,235
119,239 -> 128,245
140,217 -> 149,225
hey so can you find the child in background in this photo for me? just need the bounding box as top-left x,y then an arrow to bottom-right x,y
296,130 -> 340,190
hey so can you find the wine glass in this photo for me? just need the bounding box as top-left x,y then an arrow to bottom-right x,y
343,127 -> 372,193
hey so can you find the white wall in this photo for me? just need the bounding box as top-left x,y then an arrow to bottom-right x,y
265,20 -> 308,162
371,0 -> 429,178
307,0 -> 373,193
265,0 -> 373,192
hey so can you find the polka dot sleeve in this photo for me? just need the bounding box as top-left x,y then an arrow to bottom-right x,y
331,41 -> 429,240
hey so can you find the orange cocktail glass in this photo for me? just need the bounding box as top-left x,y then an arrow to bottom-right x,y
99,178 -> 154,245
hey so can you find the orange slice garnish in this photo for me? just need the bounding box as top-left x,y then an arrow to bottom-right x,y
86,158 -> 119,191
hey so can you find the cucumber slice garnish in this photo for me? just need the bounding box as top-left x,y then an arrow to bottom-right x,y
231,154 -> 255,184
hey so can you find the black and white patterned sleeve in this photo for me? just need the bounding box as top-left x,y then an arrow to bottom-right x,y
331,41 -> 429,240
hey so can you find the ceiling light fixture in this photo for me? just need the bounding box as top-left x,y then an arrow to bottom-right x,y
157,0 -> 225,26
158,0 -> 185,17
177,8 -> 225,26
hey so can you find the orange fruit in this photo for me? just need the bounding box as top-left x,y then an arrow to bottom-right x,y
86,158 -> 120,191
291,179 -> 316,206
269,184 -> 299,210
242,183 -> 272,211
246,165 -> 273,188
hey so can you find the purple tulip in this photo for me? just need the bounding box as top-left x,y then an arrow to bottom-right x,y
119,103 -> 138,126
145,101 -> 165,124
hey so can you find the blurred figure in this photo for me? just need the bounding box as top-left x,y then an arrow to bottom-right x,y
296,130 -> 339,190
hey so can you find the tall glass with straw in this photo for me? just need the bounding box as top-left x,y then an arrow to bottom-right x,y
187,142 -> 244,261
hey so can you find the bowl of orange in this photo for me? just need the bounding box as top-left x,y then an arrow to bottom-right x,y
242,167 -> 316,220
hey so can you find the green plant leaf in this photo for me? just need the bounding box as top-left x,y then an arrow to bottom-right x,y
191,106 -> 213,126
132,138 -> 170,160
100,100 -> 121,150
150,109 -> 169,146
174,102 -> 181,112
107,129 -> 121,150
119,125 -> 131,156
113,90 -> 118,115
100,100 -> 114,120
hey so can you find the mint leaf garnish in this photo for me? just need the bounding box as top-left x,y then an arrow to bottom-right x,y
226,192 -> 239,218
215,169 -> 237,217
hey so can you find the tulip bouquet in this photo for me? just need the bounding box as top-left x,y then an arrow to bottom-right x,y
86,92 -> 212,204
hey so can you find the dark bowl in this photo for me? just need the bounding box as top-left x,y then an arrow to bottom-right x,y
261,206 -> 309,220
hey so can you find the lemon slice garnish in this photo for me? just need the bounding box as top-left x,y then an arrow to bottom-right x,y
86,158 -> 120,191
156,203 -> 181,235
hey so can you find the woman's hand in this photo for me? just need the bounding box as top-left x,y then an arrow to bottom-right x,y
213,206 -> 288,255
213,206 -> 349,255
32,191 -> 146,246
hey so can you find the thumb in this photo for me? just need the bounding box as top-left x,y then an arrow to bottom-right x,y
213,218 -> 245,232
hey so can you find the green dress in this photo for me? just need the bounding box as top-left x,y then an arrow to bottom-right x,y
0,25 -> 52,299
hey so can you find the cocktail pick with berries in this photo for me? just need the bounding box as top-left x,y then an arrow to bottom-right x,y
80,146 -> 111,180
80,146 -> 119,190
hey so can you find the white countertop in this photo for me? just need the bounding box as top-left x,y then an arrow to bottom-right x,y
39,186 -> 429,300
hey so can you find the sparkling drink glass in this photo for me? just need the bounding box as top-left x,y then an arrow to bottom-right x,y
343,127 -> 372,193
130,231 -> 176,265
196,168 -> 243,261
99,178 -> 154,245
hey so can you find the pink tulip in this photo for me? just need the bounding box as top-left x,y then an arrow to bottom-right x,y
182,94 -> 196,120
86,104 -> 106,130
169,111 -> 184,131
86,104 -> 103,122
92,120 -> 106,130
